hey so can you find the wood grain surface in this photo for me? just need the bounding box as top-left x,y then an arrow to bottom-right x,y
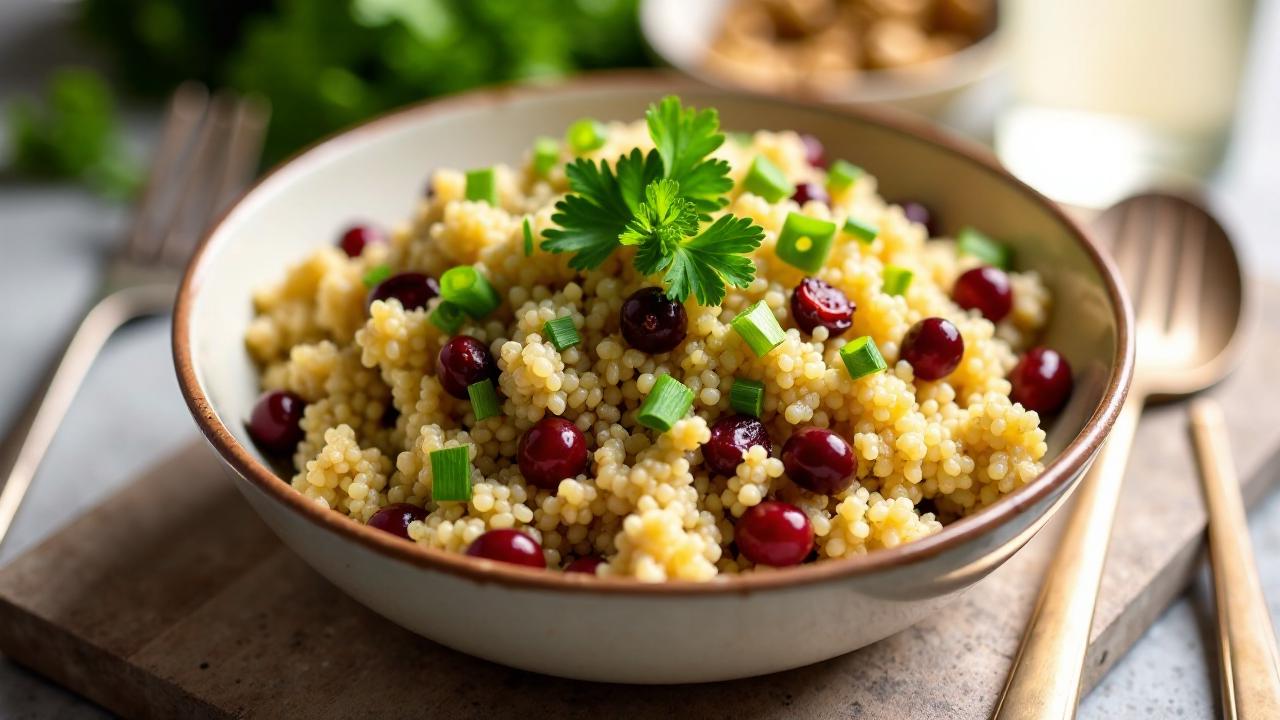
0,288 -> 1276,719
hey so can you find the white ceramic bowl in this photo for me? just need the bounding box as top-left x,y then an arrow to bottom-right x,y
173,72 -> 1132,684
639,0 -> 1003,118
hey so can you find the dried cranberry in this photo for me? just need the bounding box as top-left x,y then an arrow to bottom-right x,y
901,317 -> 964,381
790,277 -> 854,337
466,529 -> 545,569
367,503 -> 427,540
782,427 -> 855,495
437,335 -> 498,399
247,390 -> 306,455
518,417 -> 589,489
736,501 -> 814,567
953,266 -> 1013,322
704,415 -> 772,475
1011,347 -> 1073,415
620,287 -> 687,354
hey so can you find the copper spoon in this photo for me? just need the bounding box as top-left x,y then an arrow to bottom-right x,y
994,192 -> 1247,719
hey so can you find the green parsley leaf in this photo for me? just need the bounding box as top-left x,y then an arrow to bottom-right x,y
541,149 -> 661,270
645,96 -> 733,216
662,213 -> 765,306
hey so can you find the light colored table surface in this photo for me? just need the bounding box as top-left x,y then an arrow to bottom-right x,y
1,1 -> 1278,717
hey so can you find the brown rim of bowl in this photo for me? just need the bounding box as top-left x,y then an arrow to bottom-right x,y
172,69 -> 1134,597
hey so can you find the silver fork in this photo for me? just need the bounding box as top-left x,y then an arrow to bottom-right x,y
0,83 -> 268,548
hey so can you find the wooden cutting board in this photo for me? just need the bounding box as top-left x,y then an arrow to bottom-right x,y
0,286 -> 1277,720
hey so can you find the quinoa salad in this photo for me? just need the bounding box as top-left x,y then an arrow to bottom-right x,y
243,97 -> 1074,582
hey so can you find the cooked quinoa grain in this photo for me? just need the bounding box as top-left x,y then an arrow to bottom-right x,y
246,100 -> 1056,581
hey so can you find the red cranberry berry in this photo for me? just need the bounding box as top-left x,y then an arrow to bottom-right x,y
565,556 -> 605,574
953,266 -> 1013,322
367,503 -> 427,540
338,225 -> 384,258
466,529 -> 545,569
367,272 -> 440,311
736,501 -> 814,567
899,201 -> 937,236
247,390 -> 306,455
781,427 -> 855,495
901,317 -> 964,381
800,134 -> 828,169
437,335 -> 498,399
518,417 -> 589,489
1011,347 -> 1074,415
790,277 -> 854,337
620,287 -> 687,354
791,181 -> 829,206
704,415 -> 772,475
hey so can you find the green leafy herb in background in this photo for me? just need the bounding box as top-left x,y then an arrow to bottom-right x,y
80,0 -> 648,164
7,68 -> 141,199
543,97 -> 765,306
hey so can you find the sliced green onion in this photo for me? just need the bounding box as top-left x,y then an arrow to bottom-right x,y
776,212 -> 837,273
429,301 -> 466,334
522,217 -> 534,257
636,374 -> 694,432
440,265 -> 501,318
464,168 -> 498,206
882,265 -> 914,296
729,377 -> 765,417
743,155 -> 794,203
827,160 -> 864,192
957,227 -> 1012,269
843,216 -> 878,244
467,379 -> 501,421
532,136 -> 559,175
362,264 -> 391,289
731,300 -> 786,357
543,316 -> 581,351
566,118 -> 608,154
430,445 -> 472,502
840,336 -> 887,380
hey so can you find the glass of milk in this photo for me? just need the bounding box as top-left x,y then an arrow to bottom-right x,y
995,0 -> 1255,207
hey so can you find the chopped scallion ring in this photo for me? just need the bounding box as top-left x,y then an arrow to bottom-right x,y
543,316 -> 581,351
429,445 -> 473,502
777,212 -> 837,273
957,227 -> 1012,269
843,216 -> 878,244
840,336 -> 887,380
522,217 -> 534,257
636,374 -> 694,432
532,136 -> 560,175
362,264 -> 391,289
428,301 -> 466,334
440,266 -> 501,318
882,265 -> 914,296
827,160 -> 864,192
566,118 -> 608,154
731,300 -> 786,357
464,168 -> 498,206
729,377 -> 765,417
467,379 -> 501,421
743,155 -> 794,203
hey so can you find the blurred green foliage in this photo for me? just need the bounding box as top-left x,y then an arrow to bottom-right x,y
81,0 -> 649,162
7,68 -> 141,199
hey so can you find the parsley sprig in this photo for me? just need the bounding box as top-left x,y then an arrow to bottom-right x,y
541,96 -> 764,306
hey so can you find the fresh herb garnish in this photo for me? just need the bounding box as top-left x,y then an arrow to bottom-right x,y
542,96 -> 763,306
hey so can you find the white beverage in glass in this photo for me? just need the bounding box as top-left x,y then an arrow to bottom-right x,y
996,0 -> 1255,207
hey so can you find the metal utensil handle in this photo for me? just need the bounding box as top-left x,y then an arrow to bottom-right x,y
1190,398 -> 1280,720
993,396 -> 1143,720
0,284 -> 174,548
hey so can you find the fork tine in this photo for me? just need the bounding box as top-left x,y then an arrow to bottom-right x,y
1169,202 -> 1205,336
209,96 -> 269,222
124,82 -> 208,260
157,92 -> 248,266
1136,196 -> 1181,329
